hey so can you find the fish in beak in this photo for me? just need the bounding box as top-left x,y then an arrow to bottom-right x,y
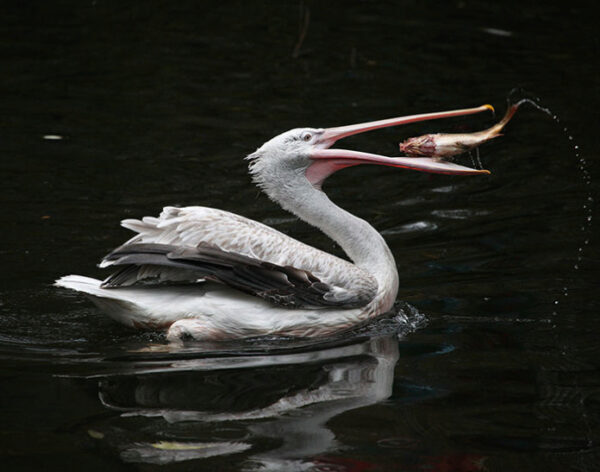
307,105 -> 493,187
399,101 -> 524,158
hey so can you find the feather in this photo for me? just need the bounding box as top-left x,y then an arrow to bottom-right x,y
97,206 -> 378,308
101,242 -> 373,309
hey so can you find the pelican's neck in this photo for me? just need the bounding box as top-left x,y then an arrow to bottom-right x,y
264,176 -> 399,293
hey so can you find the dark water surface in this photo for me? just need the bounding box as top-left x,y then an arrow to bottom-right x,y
1,2 -> 598,471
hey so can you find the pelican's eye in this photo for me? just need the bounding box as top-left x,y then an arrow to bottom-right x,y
301,132 -> 312,142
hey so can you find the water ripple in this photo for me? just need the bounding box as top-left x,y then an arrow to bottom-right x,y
431,208 -> 491,220
381,220 -> 438,235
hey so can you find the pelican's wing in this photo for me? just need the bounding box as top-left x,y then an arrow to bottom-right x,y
99,206 -> 377,309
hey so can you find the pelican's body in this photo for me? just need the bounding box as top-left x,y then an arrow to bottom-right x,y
58,205 -> 394,340
56,105 -> 491,341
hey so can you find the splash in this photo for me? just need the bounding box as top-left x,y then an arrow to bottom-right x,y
510,97 -> 553,117
519,93 -> 594,312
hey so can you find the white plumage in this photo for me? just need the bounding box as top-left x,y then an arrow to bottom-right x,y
56,106 -> 490,341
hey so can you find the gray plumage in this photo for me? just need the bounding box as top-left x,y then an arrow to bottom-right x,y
101,241 -> 372,309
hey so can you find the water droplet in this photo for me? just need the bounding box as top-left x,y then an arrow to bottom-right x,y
569,135 -> 573,140
574,264 -> 579,270
574,145 -> 579,149
554,300 -> 559,305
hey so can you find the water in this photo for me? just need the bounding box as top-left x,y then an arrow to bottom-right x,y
1,1 -> 598,470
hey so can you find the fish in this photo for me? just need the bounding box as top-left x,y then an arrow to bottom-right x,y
399,101 -> 527,159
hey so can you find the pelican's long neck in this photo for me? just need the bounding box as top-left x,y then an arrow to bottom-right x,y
260,173 -> 399,295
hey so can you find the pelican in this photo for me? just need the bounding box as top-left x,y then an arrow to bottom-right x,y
55,105 -> 492,341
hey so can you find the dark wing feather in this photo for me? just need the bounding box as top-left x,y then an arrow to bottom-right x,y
100,243 -> 373,309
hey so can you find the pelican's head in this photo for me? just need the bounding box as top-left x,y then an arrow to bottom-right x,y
247,127 -> 324,190
247,105 -> 492,194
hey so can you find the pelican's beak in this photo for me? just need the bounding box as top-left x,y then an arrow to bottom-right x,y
307,105 -> 492,187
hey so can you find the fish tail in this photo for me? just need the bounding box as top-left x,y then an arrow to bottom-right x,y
498,103 -> 519,127
485,102 -> 520,138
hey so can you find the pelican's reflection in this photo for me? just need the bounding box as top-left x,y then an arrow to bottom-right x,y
93,334 -> 399,468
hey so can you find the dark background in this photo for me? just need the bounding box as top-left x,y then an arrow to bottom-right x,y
1,1 -> 598,470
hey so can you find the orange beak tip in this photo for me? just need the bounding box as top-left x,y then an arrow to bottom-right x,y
483,104 -> 495,113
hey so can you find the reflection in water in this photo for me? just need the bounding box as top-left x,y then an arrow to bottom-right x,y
120,440 -> 251,465
92,335 -> 399,468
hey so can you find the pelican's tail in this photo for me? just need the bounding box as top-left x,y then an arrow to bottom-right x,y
54,275 -> 207,330
54,275 -> 157,328
55,275 -> 109,297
